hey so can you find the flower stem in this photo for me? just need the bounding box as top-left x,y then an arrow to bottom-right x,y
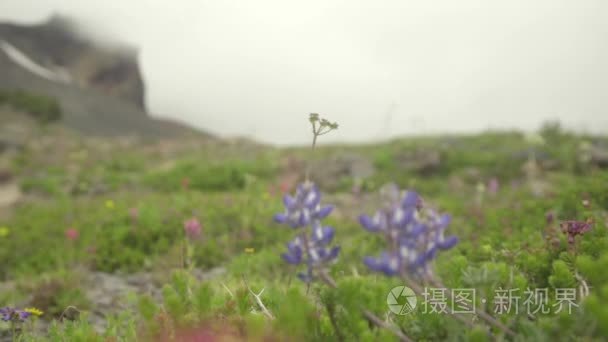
305,114 -> 338,183
319,270 -> 414,342
300,232 -> 313,294
305,122 -> 319,182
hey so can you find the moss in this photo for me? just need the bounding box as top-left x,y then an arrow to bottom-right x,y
0,89 -> 62,122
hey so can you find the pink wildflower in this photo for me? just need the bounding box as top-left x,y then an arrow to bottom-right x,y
487,177 -> 499,195
184,218 -> 202,240
129,207 -> 139,221
65,228 -> 79,241
279,181 -> 290,194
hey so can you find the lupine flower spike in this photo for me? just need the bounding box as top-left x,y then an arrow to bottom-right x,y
0,307 -> 32,322
359,183 -> 458,279
359,185 -> 517,338
274,181 -> 340,282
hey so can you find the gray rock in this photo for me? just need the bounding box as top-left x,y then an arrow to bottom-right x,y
310,153 -> 375,191
0,182 -> 21,207
0,117 -> 30,153
590,146 -> 608,168
191,266 -> 227,282
81,267 -> 226,333
396,149 -> 442,174
0,267 -> 229,338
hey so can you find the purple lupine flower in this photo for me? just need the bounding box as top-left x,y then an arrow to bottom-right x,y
0,307 -> 10,321
282,238 -> 304,264
364,252 -> 402,276
274,181 -> 340,283
359,183 -> 458,278
274,182 -> 334,228
0,307 -> 31,322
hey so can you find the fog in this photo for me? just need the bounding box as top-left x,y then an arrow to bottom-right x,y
1,1 -> 607,145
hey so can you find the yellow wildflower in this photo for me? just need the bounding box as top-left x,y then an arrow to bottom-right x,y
24,307 -> 44,316
245,247 -> 255,254
105,200 -> 115,209
0,227 -> 9,237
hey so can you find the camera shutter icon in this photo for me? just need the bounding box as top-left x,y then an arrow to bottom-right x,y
387,286 -> 417,315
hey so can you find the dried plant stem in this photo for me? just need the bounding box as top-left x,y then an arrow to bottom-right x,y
361,310 -> 413,342
325,300 -> 346,342
242,276 -> 275,320
575,272 -> 590,299
220,282 -> 235,299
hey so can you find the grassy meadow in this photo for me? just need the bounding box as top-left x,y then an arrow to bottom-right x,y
1,119 -> 607,341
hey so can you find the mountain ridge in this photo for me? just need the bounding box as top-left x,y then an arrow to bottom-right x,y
0,14 -> 209,139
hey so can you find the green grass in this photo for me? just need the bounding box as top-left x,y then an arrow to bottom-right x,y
0,89 -> 62,123
1,126 -> 608,341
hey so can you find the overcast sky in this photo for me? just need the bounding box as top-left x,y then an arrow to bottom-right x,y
1,1 -> 607,145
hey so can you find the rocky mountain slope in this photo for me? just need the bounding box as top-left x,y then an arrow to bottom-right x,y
0,14 -> 204,139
